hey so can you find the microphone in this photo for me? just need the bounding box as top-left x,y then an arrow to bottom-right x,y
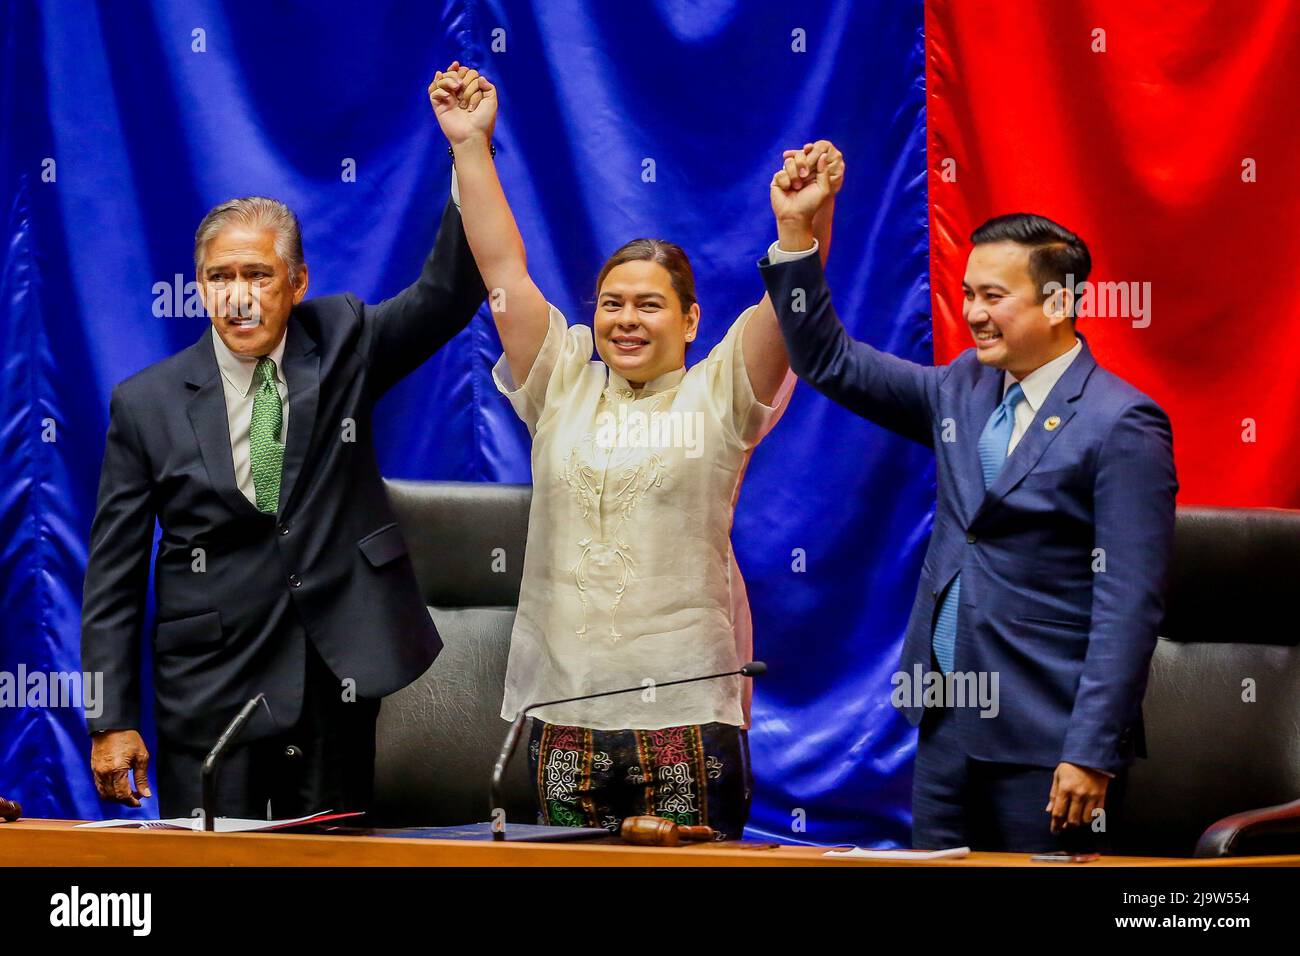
489,661 -> 767,842
200,693 -> 273,831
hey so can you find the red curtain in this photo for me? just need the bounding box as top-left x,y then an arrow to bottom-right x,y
927,0 -> 1300,507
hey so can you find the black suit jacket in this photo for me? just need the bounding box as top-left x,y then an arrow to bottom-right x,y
81,199 -> 486,748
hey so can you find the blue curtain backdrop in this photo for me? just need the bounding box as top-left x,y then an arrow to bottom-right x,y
1,0 -> 932,846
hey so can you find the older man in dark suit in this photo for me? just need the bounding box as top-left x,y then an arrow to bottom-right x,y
82,69 -> 491,819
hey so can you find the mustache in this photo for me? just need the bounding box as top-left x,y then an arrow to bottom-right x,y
210,300 -> 263,321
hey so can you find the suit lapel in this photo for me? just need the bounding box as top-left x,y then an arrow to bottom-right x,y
277,317 -> 320,517
184,330 -> 262,518
955,369 -> 1003,522
973,337 -> 1098,524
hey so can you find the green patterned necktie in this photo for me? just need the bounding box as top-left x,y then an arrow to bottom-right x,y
250,356 -> 284,514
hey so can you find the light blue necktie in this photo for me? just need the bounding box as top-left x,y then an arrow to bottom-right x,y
931,382 -> 1026,673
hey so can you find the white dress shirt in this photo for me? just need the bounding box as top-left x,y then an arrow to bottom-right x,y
493,303 -> 796,729
211,326 -> 289,507
1003,340 -> 1082,452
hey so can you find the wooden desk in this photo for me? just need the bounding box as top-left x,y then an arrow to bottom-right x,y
2,819 -> 1298,866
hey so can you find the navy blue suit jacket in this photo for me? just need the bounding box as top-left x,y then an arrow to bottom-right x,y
81,199 -> 486,749
760,252 -> 1178,773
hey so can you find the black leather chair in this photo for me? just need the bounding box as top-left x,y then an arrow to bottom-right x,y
1117,506 -> 1300,857
370,480 -> 537,828
373,482 -> 1300,854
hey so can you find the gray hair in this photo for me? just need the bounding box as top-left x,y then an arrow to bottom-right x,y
194,196 -> 304,281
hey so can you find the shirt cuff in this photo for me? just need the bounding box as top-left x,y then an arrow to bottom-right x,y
451,167 -> 461,210
766,238 -> 819,263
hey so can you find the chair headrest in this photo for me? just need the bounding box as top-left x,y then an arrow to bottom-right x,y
1166,506 -> 1300,645
384,479 -> 532,608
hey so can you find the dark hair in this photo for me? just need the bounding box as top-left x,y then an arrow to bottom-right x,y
595,238 -> 698,312
970,213 -> 1091,318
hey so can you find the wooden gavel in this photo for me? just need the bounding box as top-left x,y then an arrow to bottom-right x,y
620,815 -> 714,846
0,797 -> 21,822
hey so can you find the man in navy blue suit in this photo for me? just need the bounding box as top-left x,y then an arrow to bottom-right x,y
758,144 -> 1178,852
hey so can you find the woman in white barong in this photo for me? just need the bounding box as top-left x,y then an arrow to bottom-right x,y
430,62 -> 842,838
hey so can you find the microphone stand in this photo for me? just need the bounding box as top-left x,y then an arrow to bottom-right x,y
489,661 -> 767,841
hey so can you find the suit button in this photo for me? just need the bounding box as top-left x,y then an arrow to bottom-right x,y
277,523 -> 290,536
966,533 -> 977,544
288,574 -> 302,588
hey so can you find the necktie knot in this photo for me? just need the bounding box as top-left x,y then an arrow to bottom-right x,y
1002,381 -> 1026,411
256,356 -> 278,388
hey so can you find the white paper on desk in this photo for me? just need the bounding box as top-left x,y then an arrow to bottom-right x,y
823,846 -> 971,860
75,810 -> 343,832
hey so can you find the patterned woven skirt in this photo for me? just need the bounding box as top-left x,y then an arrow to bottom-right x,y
527,719 -> 752,840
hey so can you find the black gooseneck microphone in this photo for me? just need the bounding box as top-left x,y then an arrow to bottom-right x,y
489,661 -> 767,842
200,693 -> 274,831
